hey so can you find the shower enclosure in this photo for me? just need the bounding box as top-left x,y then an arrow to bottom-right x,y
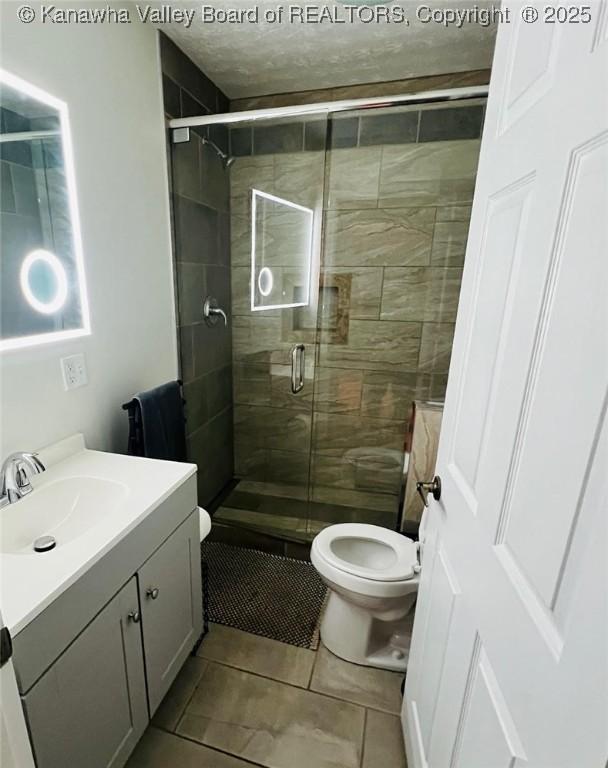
169,89 -> 486,544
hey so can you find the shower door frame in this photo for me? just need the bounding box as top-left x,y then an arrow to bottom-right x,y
169,85 -> 489,133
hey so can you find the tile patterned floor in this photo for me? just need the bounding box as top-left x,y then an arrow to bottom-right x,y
126,623 -> 408,768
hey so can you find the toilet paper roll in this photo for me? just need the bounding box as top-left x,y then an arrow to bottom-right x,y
198,506 -> 211,542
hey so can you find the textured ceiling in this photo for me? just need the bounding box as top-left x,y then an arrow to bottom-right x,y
154,1 -> 498,99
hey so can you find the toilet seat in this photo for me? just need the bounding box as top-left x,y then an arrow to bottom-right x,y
313,523 -> 418,582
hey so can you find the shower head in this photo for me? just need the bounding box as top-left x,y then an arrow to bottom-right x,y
202,137 -> 234,170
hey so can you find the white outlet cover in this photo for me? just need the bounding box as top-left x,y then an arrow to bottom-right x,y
60,353 -> 88,391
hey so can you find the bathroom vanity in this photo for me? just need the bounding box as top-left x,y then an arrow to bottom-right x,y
0,435 -> 202,768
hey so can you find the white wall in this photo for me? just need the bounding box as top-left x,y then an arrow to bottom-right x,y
0,8 -> 178,456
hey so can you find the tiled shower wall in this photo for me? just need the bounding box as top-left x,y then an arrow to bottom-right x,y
160,34 -> 234,506
314,107 -> 482,513
229,102 -> 483,517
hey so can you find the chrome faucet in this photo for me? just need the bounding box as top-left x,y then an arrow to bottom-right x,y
0,452 -> 46,507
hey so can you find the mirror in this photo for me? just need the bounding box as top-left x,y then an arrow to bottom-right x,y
250,188 -> 313,312
0,70 -> 89,351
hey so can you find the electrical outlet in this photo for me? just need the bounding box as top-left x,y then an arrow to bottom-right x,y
61,353 -> 88,391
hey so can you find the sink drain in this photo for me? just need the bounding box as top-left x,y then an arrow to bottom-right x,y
33,535 -> 56,553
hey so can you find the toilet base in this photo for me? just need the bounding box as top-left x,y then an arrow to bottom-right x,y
319,591 -> 414,672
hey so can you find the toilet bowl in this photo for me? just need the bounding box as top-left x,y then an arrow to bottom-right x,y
311,523 -> 420,672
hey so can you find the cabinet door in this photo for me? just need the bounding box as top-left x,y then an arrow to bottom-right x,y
138,511 -> 202,714
22,577 -> 147,768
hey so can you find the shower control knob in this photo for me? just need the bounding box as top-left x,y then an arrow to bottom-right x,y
203,297 -> 228,327
146,587 -> 160,600
416,476 -> 442,507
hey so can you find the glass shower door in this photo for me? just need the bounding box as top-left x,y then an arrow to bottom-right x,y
308,101 -> 484,536
223,116 -> 327,539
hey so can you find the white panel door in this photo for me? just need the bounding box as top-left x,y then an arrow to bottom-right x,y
402,5 -> 608,767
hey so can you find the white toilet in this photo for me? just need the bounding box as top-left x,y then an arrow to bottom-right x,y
311,522 -> 421,671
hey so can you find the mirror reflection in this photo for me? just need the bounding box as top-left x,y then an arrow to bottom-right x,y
250,188 -> 313,312
0,72 -> 89,350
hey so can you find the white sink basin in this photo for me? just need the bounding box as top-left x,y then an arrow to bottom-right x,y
1,477 -> 128,555
0,435 -> 197,635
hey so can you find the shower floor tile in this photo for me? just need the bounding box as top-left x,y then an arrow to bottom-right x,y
215,487 -> 396,543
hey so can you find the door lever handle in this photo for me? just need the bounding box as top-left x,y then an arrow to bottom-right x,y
416,476 -> 442,507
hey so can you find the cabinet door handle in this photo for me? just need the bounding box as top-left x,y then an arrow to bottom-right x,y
128,610 -> 140,623
146,587 -> 159,600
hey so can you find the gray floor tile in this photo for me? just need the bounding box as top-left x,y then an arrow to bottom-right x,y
310,645 -> 403,714
152,657 -> 207,732
362,710 -> 408,768
177,662 -> 365,768
126,726 -> 253,767
197,624 -> 316,687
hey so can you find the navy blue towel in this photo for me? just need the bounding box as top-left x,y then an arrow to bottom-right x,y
134,381 -> 187,461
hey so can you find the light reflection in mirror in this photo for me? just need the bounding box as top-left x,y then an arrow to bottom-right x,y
19,249 -> 68,315
250,188 -> 314,312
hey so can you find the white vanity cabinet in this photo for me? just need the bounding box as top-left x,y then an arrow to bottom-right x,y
138,513 -> 202,715
12,476 -> 202,768
22,577 -> 148,768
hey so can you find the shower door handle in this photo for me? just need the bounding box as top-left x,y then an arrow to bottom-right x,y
291,344 -> 305,394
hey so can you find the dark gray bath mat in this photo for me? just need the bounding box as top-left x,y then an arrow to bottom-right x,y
201,541 -> 327,649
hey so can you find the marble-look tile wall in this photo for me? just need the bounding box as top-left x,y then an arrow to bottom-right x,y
313,115 -> 481,513
401,401 -> 444,534
160,34 -> 234,507
230,104 -> 482,518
